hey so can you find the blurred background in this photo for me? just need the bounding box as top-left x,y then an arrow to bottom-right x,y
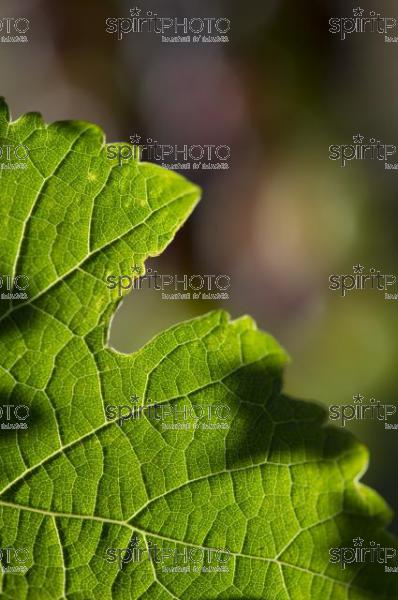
2,0 -> 398,531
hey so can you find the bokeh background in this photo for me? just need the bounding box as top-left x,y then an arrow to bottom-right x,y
2,0 -> 398,531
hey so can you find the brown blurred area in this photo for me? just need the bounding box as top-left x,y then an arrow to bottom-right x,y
2,0 -> 398,530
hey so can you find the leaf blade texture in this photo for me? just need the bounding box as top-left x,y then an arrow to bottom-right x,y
0,100 -> 396,600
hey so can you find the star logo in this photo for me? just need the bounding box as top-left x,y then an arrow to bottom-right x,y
353,264 -> 364,274
130,394 -> 140,404
130,7 -> 141,17
353,393 -> 364,404
129,133 -> 141,145
353,7 -> 364,17
353,537 -> 364,547
353,134 -> 364,144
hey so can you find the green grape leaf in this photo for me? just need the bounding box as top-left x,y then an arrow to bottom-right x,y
0,99 -> 396,600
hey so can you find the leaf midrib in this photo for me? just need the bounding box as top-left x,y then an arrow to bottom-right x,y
0,498 -> 363,598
